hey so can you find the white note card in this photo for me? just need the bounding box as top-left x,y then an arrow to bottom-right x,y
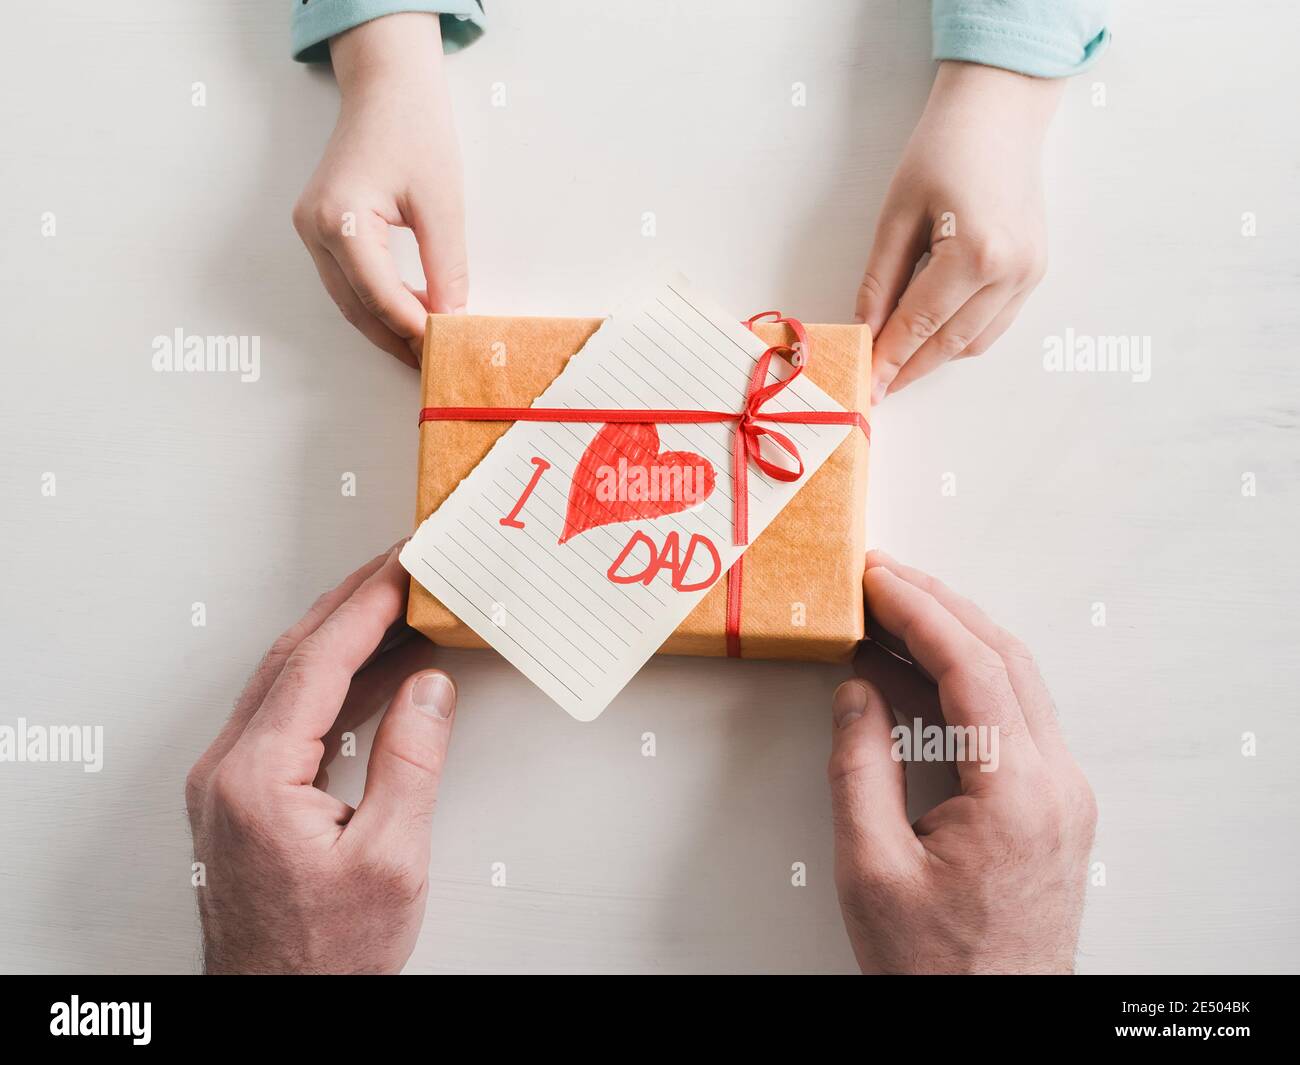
400,275 -> 852,721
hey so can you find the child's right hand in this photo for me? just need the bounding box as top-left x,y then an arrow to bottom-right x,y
294,13 -> 467,368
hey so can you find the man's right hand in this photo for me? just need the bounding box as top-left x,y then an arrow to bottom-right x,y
294,13 -> 468,368
829,551 -> 1097,974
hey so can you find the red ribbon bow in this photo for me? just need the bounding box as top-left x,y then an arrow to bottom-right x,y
418,311 -> 870,657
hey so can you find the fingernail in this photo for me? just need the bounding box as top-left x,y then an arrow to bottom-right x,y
870,382 -> 886,406
451,305 -> 467,315
412,672 -> 455,719
853,314 -> 865,325
833,680 -> 868,728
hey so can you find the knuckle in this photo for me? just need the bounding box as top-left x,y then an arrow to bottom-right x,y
1013,792 -> 1061,852
827,743 -> 874,786
903,307 -> 944,342
936,329 -> 972,359
308,589 -> 336,618
1020,769 -> 1089,842
207,758 -> 248,814
274,649 -> 321,699
207,755 -> 281,842
267,632 -> 300,665
971,237 -> 1017,278
310,196 -> 349,241
1071,773 -> 1099,836
184,761 -> 208,816
308,598 -> 358,646
858,271 -> 888,303
950,654 -> 1025,737
918,572 -> 948,598
291,198 -> 310,238
437,258 -> 470,294
381,741 -> 445,784
337,300 -> 363,326
355,284 -> 389,318
967,647 -> 1012,691
274,623 -> 346,692
907,612 -> 948,660
359,854 -> 428,907
994,626 -> 1035,666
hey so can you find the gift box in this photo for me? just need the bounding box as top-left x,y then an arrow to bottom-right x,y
408,313 -> 871,662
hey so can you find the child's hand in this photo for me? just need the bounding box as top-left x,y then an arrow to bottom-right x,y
294,14 -> 467,368
855,62 -> 1063,403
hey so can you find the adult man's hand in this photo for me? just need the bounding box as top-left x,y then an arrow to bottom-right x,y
829,551 -> 1097,973
185,545 -> 457,974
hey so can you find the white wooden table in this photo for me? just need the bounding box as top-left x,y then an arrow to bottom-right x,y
1,0 -> 1296,973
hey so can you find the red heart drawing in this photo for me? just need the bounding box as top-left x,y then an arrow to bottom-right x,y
560,423 -> 716,543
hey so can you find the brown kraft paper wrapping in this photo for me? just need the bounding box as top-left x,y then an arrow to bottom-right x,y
407,313 -> 871,662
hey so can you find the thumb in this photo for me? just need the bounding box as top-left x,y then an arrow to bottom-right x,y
828,679 -> 917,879
351,670 -> 457,848
410,193 -> 469,315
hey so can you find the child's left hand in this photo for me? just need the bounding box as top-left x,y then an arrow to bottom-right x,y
855,62 -> 1063,403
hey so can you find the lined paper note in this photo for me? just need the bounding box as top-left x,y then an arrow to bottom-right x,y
400,275 -> 852,721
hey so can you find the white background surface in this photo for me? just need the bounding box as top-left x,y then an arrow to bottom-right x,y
1,0 -> 1297,974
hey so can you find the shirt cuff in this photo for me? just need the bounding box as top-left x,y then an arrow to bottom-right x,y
292,0 -> 485,63
932,6 -> 1109,78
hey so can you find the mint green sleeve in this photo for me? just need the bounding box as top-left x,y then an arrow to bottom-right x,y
292,0 -> 485,63
932,1 -> 1109,78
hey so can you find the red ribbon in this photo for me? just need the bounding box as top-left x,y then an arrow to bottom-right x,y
418,311 -> 870,658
